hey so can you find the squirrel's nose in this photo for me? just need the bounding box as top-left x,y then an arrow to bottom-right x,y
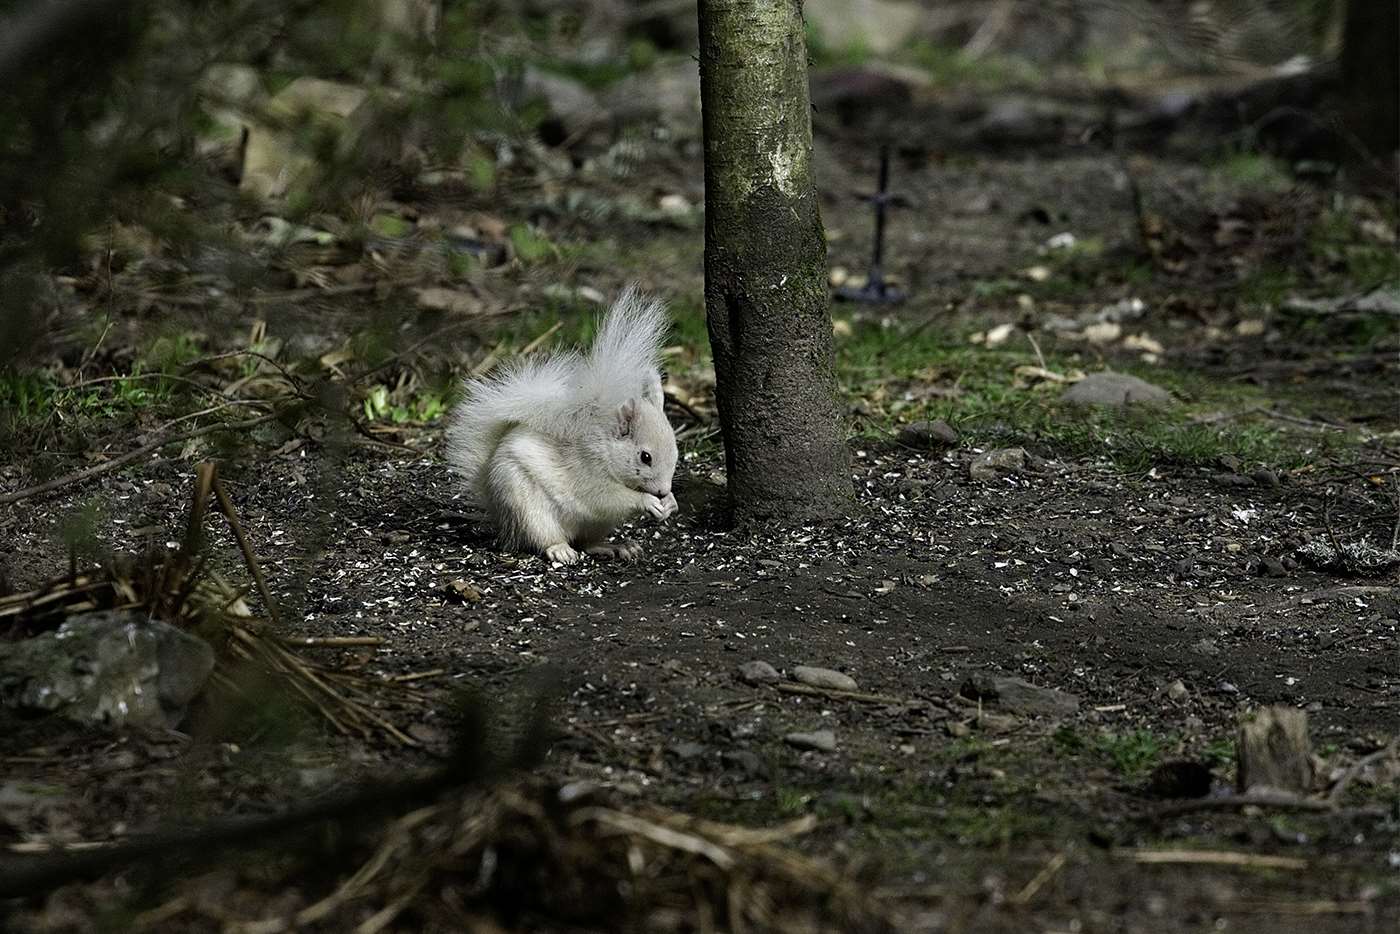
655,488 -> 671,499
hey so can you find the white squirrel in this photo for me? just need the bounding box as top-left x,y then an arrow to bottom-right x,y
445,287 -> 679,564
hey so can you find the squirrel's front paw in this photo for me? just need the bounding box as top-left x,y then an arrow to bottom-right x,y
645,492 -> 678,521
544,543 -> 581,565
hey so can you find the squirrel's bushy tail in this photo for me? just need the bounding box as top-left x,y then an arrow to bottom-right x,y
445,285 -> 669,493
445,353 -> 580,491
580,285 -> 668,406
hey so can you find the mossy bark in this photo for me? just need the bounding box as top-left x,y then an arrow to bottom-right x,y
697,0 -> 854,523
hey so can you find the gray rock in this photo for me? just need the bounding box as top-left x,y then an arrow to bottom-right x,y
960,673 -> 1079,718
1063,372 -> 1172,407
898,419 -> 959,449
520,67 -> 604,126
721,749 -> 768,778
791,665 -> 857,692
1190,639 -> 1221,657
0,611 -> 214,730
1250,467 -> 1280,488
737,660 -> 780,685
784,729 -> 838,753
968,447 -> 1027,481
603,59 -> 701,122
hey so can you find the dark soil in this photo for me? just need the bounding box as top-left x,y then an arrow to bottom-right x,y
2,126 -> 1398,931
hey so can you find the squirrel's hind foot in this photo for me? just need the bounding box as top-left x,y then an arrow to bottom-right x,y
544,543 -> 582,565
586,540 -> 643,561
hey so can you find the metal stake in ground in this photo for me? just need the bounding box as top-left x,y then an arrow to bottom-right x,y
835,145 -> 905,304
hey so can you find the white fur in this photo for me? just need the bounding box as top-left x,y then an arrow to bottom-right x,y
446,287 -> 679,563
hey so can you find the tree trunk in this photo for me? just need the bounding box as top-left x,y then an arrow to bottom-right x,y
697,0 -> 854,523
1340,0 -> 1398,157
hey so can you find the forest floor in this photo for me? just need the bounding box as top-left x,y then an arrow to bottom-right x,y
2,82 -> 1399,932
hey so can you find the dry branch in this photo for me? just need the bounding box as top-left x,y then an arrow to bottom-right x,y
0,413 -> 279,505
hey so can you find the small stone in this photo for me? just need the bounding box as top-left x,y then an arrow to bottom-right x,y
658,193 -> 692,216
784,729 -> 837,752
1259,555 -> 1288,577
1190,639 -> 1220,657
1082,321 -> 1122,345
721,749 -> 767,778
737,661 -> 780,685
1062,371 -> 1172,407
968,447 -> 1027,481
898,419 -> 959,449
976,712 -> 1020,734
1250,467 -> 1280,488
791,666 -> 857,692
1165,680 -> 1190,701
960,673 -> 1080,718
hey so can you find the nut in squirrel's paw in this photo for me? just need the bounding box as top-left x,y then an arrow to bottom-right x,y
646,491 -> 678,521
445,286 -> 679,564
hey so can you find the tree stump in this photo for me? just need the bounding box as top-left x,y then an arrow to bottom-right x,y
1236,706 -> 1314,794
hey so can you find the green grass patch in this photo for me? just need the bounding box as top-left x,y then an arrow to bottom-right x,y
1213,152 -> 1294,192
834,316 -> 1326,472
1096,729 -> 1168,778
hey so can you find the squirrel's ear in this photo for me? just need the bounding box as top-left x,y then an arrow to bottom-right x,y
616,398 -> 637,437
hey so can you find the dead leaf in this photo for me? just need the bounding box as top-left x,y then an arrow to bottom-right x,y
445,580 -> 482,604
414,287 -> 483,315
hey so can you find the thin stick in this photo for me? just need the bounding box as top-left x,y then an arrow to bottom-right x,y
1327,741 -> 1396,805
518,320 -> 563,356
774,682 -> 912,706
1116,848 -> 1307,870
1012,852 -> 1066,905
289,636 -> 387,648
208,467 -> 280,628
387,668 -> 444,683
1025,331 -> 1048,372
1149,792 -> 1343,819
0,414 -> 278,506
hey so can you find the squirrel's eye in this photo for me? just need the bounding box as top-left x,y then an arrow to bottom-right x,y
640,451 -> 652,466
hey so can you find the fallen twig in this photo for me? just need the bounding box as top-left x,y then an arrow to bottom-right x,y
1116,848 -> 1307,870
1327,741 -> 1397,805
0,413 -> 279,505
775,682 -> 915,706
207,464 -> 281,627
291,636 -> 388,648
1149,791 -> 1389,820
1011,852 -> 1066,905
